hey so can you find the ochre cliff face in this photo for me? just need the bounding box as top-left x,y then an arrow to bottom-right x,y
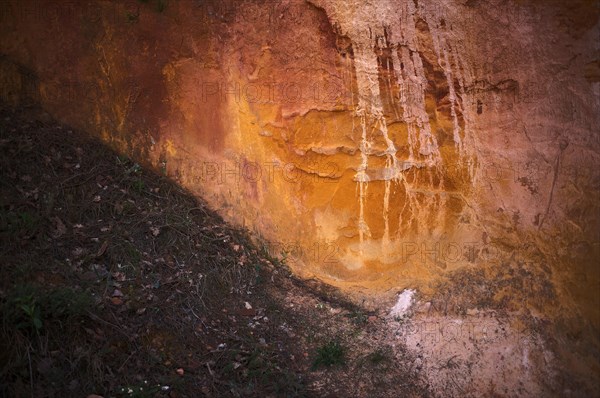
1,1 -> 598,325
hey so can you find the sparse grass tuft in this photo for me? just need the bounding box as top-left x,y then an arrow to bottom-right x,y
126,11 -> 139,23
1,284 -> 92,334
156,0 -> 167,13
137,0 -> 166,13
365,347 -> 392,366
347,309 -> 368,326
312,340 -> 345,369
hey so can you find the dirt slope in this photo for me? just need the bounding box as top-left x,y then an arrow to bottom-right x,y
0,105 -> 429,397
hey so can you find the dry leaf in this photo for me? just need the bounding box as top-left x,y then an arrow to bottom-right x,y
237,308 -> 256,317
95,240 -> 108,257
51,217 -> 67,238
110,297 -> 123,305
113,271 -> 126,282
72,247 -> 85,258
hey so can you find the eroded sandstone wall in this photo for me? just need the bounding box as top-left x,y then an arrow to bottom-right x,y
1,0 -> 598,326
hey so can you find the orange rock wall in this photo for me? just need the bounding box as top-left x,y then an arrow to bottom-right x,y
1,0 -> 598,324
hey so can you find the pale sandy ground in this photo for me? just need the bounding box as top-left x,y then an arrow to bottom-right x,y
382,291 -> 598,397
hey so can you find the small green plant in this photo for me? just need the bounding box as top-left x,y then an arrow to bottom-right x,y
271,250 -> 295,274
156,0 -> 167,13
128,163 -> 142,174
253,263 -> 263,284
1,285 -> 93,334
138,0 -> 166,13
280,250 -> 289,265
347,310 -> 368,326
273,371 -> 307,397
116,154 -> 129,165
366,348 -> 390,366
16,294 -> 43,331
1,285 -> 42,332
132,179 -> 145,193
246,350 -> 270,379
312,340 -> 345,369
393,314 -> 409,324
42,287 -> 93,320
18,211 -> 38,231
125,243 -> 142,266
126,11 -> 139,23
0,210 -> 40,236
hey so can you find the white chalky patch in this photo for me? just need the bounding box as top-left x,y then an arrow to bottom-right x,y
390,289 -> 415,317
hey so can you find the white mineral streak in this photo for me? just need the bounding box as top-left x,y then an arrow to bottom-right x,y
392,0 -> 440,162
313,0 -> 472,249
419,1 -> 476,169
353,41 -> 378,246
